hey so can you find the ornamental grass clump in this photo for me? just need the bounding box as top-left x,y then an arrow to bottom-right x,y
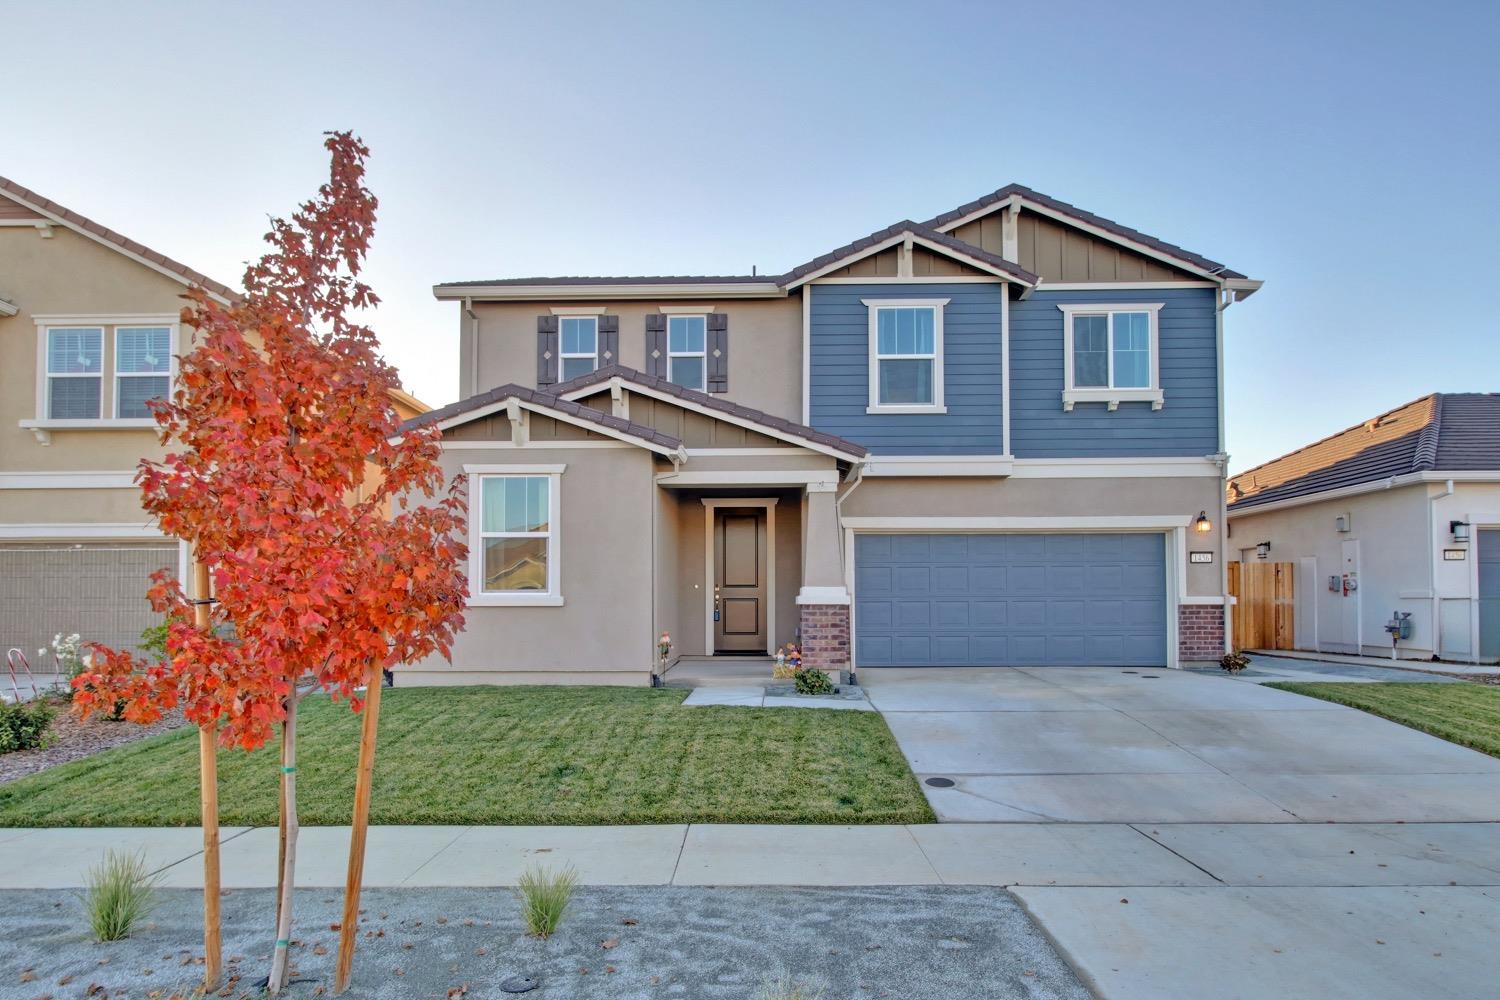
83,849 -> 159,941
516,864 -> 578,938
759,975 -> 825,1000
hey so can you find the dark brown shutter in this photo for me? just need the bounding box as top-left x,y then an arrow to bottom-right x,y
598,314 -> 619,368
707,313 -> 729,393
536,315 -> 559,385
645,313 -> 667,378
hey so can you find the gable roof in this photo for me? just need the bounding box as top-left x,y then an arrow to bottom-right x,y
554,364 -> 868,460
0,176 -> 241,303
400,381 -> 685,456
1227,393 -> 1500,511
778,219 -> 1040,289
924,183 -> 1249,283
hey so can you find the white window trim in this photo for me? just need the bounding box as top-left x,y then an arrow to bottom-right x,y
25,315 -> 180,438
113,325 -> 174,419
466,467 -> 564,607
666,314 -> 708,391
863,298 -> 949,414
557,315 -> 600,381
1058,302 -> 1164,411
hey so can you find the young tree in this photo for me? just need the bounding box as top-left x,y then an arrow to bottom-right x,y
73,132 -> 468,994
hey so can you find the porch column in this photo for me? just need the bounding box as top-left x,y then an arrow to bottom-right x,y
797,483 -> 851,680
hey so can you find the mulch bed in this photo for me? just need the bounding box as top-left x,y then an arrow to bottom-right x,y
0,698 -> 188,785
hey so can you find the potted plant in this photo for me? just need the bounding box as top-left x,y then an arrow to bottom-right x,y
1220,650 -> 1251,673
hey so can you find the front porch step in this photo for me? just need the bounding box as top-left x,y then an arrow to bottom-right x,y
662,656 -> 775,689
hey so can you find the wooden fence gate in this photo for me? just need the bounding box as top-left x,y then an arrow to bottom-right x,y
1228,560 -> 1296,651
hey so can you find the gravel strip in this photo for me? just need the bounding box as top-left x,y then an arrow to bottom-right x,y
0,885 -> 1091,999
0,699 -> 188,785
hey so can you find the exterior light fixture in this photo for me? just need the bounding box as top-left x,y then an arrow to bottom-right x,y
1451,520 -> 1472,544
1193,511 -> 1213,534
1256,541 -> 1271,560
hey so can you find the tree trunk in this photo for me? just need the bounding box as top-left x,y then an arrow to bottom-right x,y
267,694 -> 301,994
334,664 -> 384,993
193,557 -> 222,992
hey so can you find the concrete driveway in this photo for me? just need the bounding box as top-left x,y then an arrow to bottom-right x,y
862,665 -> 1500,823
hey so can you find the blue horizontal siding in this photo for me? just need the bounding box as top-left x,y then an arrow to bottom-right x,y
809,283 -> 1004,455
1009,287 -> 1219,458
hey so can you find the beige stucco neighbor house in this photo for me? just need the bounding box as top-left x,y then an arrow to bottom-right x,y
1227,393 -> 1500,663
404,184 -> 1261,686
0,177 -> 427,663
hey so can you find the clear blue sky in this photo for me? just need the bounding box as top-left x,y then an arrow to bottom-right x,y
3,0 -> 1496,471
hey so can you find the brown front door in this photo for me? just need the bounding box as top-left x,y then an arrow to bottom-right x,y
714,507 -> 768,653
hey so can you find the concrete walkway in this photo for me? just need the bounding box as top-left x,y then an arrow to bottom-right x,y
861,665 -> 1500,823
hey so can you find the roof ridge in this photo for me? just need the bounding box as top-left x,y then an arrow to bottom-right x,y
1229,393 -> 1439,484
1411,394 -> 1444,471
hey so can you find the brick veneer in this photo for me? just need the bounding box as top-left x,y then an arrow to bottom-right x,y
799,603 -> 850,679
1178,604 -> 1226,662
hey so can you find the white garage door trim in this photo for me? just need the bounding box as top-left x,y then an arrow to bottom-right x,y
842,515 -> 1190,670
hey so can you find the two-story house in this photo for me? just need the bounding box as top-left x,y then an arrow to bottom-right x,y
0,177 -> 427,663
403,184 -> 1260,685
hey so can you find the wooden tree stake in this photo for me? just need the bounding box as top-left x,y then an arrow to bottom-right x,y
334,664 -> 384,993
194,558 -> 222,991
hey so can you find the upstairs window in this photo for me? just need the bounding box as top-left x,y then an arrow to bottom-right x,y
864,299 -> 948,414
46,327 -> 104,419
1059,303 -> 1164,411
667,315 -> 706,390
558,317 -> 599,381
114,326 -> 172,418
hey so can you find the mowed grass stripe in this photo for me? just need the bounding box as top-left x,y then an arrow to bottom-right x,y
0,686 -> 934,827
1267,681 -> 1500,759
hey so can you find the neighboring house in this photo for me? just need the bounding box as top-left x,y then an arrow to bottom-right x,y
404,184 -> 1260,686
0,177 -> 427,663
1227,393 -> 1500,663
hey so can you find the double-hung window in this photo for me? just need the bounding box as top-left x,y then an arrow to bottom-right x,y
666,315 -> 706,390
114,326 -> 172,418
1058,303 -> 1164,411
864,299 -> 947,413
558,317 -> 598,381
45,327 -> 104,419
469,468 -> 563,605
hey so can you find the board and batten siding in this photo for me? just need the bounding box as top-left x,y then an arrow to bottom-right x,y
1009,286 -> 1219,458
808,282 -> 1005,455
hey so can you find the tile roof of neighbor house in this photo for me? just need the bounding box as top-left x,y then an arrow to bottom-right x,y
435,183 -> 1246,291
1227,393 -> 1500,510
0,175 -> 242,302
922,182 -> 1249,280
777,219 -> 1040,287
401,381 -> 686,451
552,364 -> 870,458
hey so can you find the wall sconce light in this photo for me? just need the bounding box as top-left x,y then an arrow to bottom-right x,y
1451,520 -> 1472,544
1334,513 -> 1351,533
1256,541 -> 1271,560
1193,511 -> 1213,534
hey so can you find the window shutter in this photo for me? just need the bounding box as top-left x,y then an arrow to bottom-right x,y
598,314 -> 619,368
707,313 -> 729,393
645,313 -> 667,378
536,315 -> 559,385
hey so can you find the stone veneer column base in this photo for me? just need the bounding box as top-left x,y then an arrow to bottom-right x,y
799,604 -> 851,682
1178,604 -> 1226,663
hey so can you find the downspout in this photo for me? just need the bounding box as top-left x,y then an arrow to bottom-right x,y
1215,285 -> 1233,653
463,296 -> 479,397
833,458 -> 867,591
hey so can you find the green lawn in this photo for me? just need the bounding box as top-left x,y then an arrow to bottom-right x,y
1267,681 -> 1500,758
0,686 -> 933,827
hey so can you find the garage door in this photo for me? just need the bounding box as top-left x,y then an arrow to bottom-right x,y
855,533 -> 1166,667
0,544 -> 176,663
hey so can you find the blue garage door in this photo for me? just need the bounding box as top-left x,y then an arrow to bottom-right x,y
855,533 -> 1167,667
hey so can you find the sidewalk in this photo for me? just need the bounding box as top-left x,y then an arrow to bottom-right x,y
6,821 -> 1499,890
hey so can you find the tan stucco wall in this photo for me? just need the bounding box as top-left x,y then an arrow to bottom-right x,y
1228,481 -> 1500,661
404,443 -> 658,682
0,488 -> 152,526
842,474 -> 1226,598
0,227 -> 195,482
464,298 -> 804,422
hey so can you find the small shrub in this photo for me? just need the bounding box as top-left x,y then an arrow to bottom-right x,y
0,699 -> 55,754
1220,651 -> 1251,673
139,622 -> 169,662
83,849 -> 159,941
793,668 -> 834,696
759,976 -> 824,1000
516,864 -> 577,938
